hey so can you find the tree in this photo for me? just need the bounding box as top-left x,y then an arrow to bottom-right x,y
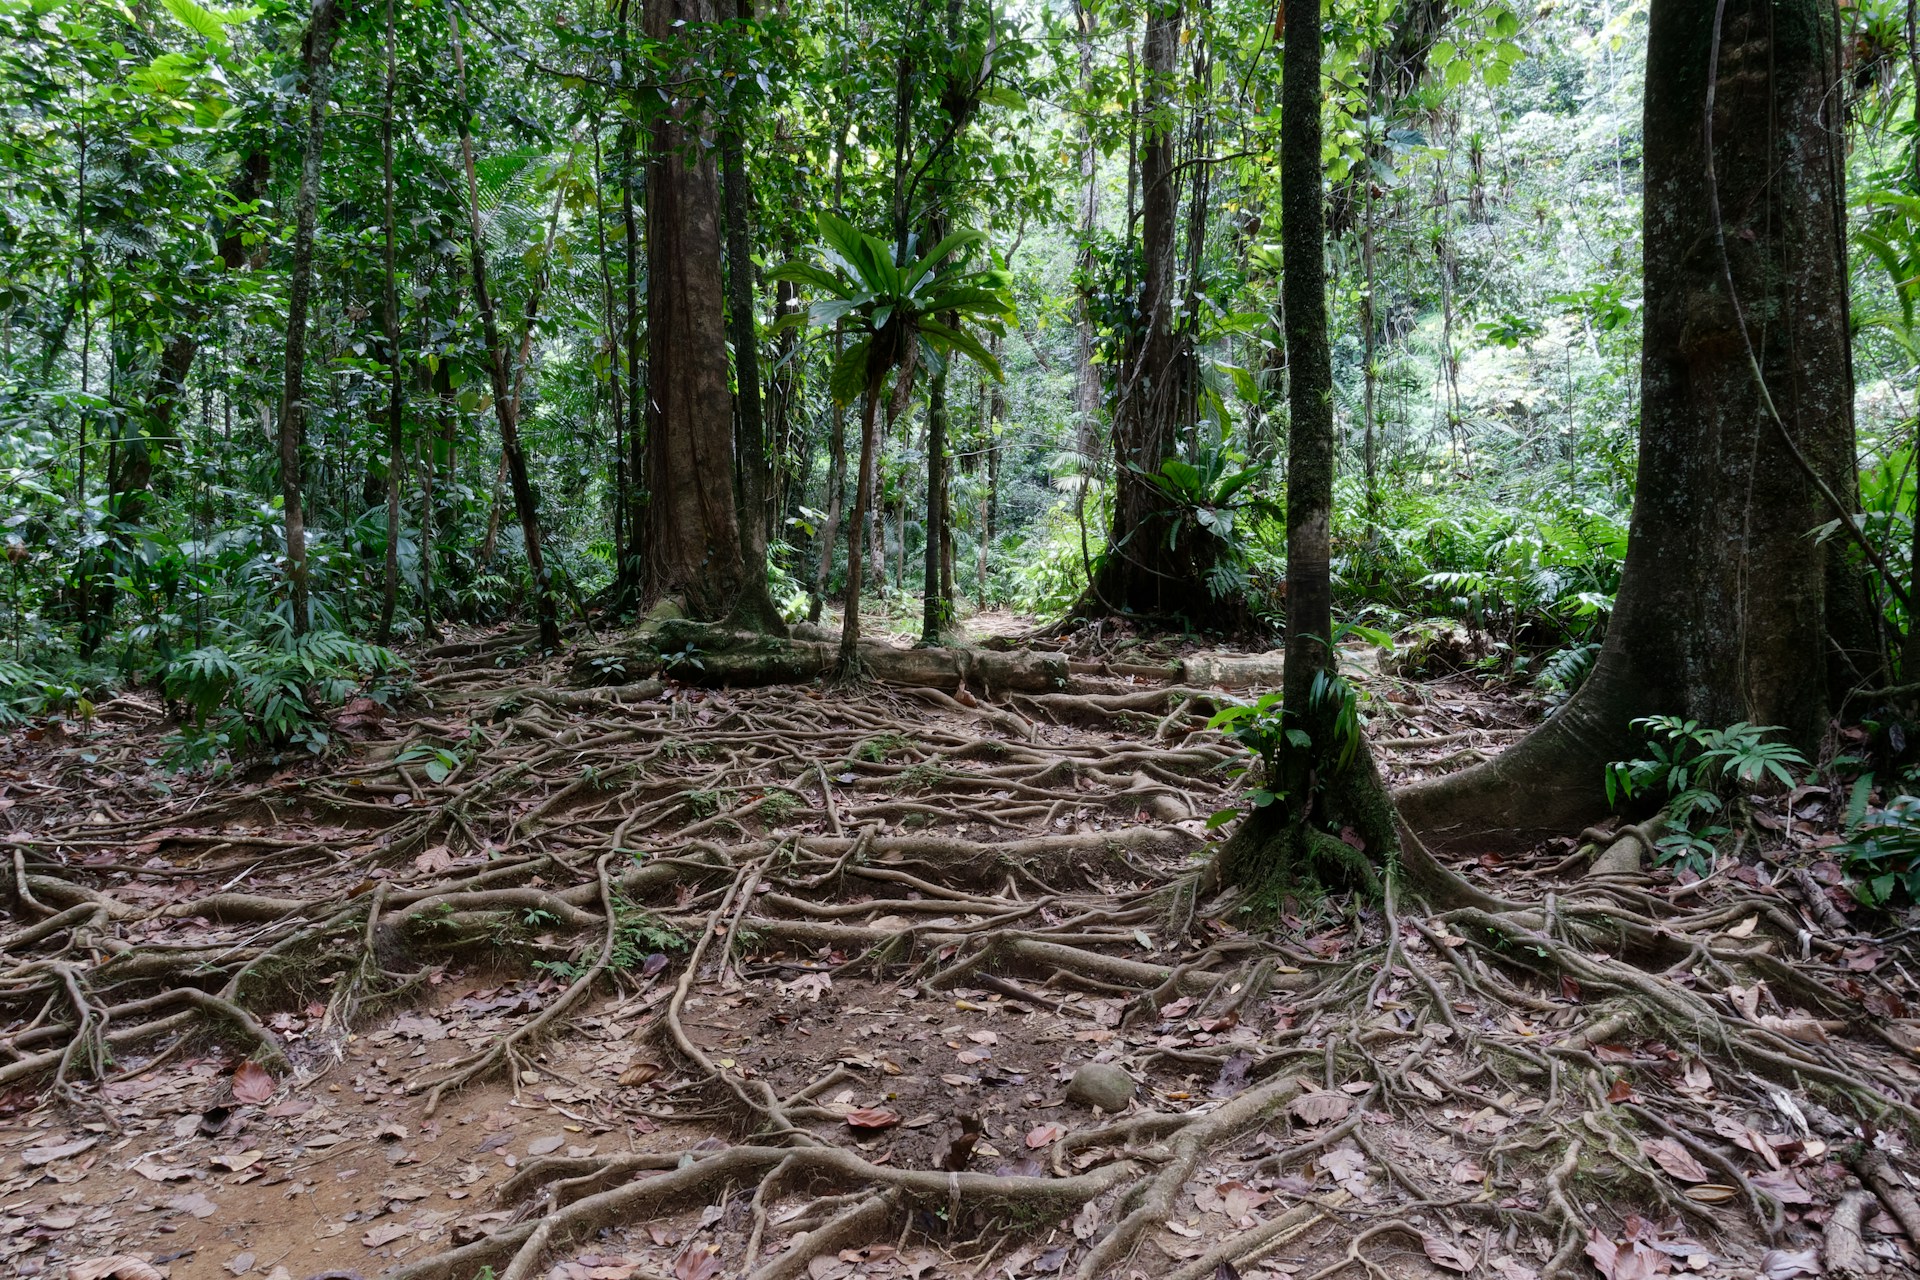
446,0 -> 562,651
642,0 -> 783,631
772,214 -> 1011,675
1080,0 -> 1217,625
278,0 -> 346,637
1399,0 -> 1874,850
375,0 -> 406,642
1216,0 -> 1398,894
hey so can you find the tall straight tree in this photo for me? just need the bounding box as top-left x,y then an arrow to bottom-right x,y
277,0 -> 345,636
1401,0 -> 1875,850
375,0 -> 406,642
446,0 -> 561,650
642,0 -> 783,630
1218,0 -> 1398,890
719,0 -> 770,577
1081,0 -> 1212,623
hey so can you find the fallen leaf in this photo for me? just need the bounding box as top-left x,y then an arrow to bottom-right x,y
619,1059 -> 664,1086
673,1244 -> 724,1280
1751,1169 -> 1814,1205
1639,1136 -> 1709,1183
1605,1077 -> 1634,1104
1683,1184 -> 1738,1204
22,1136 -> 98,1166
1725,915 -> 1758,938
845,1107 -> 901,1130
1756,1015 -> 1830,1045
168,1192 -> 218,1219
211,1150 -> 263,1172
225,1251 -> 256,1275
527,1135 -> 564,1155
231,1061 -> 276,1105
132,1151 -> 199,1182
1422,1234 -> 1476,1273
363,1221 -> 412,1247
414,845 -> 454,874
68,1259 -> 165,1280
1288,1091 -> 1353,1126
1025,1123 -> 1065,1148
839,1246 -> 897,1265
1759,1247 -> 1820,1279
1450,1159 -> 1488,1184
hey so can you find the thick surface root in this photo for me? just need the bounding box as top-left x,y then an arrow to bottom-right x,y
0,628 -> 1912,1280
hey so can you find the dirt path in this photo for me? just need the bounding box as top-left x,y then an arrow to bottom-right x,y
0,631 -> 1913,1280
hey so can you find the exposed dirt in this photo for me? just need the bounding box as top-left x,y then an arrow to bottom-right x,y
1,625 -> 1916,1280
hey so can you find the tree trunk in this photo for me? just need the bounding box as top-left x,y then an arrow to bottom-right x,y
1217,0 -> 1400,893
720,0 -> 769,574
921,364 -> 952,643
376,0 -> 406,643
812,366 -> 848,623
1083,0 -> 1214,624
621,113 -> 645,594
837,380 -> 886,675
642,0 -> 783,631
1399,0 -> 1866,851
277,0 -> 344,637
446,0 -> 561,650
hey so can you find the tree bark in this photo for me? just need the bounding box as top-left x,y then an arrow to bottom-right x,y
642,0 -> 783,631
446,0 -> 562,650
277,0 -> 344,637
1399,0 -> 1866,850
376,0 -> 406,643
1218,0 -> 1399,893
1082,0 -> 1216,624
720,0 -> 769,572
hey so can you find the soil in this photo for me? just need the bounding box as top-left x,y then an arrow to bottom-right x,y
1,622 -> 1916,1280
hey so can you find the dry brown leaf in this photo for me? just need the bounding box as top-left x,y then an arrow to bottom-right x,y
844,1107 -> 902,1130
414,845 -> 454,874
619,1059 -> 664,1086
1639,1136 -> 1709,1183
363,1221 -> 412,1247
674,1245 -> 724,1280
231,1060 -> 276,1105
1755,1015 -> 1830,1045
1288,1091 -> 1354,1126
1683,1184 -> 1738,1204
1025,1123 -> 1065,1148
69,1258 -> 165,1280
1421,1234 -> 1476,1274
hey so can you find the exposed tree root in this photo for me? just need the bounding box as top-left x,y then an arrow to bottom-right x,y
1,645 -> 1913,1280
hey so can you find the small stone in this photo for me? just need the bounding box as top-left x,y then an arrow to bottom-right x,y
1065,1063 -> 1134,1112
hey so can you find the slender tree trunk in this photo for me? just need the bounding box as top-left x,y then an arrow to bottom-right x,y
812,364 -> 848,623
837,379 -> 885,674
446,0 -> 561,650
277,0 -> 344,637
642,0 -> 783,630
1220,0 -> 1399,890
376,0 -> 406,642
921,366 -> 951,643
1401,0 -> 1868,849
622,114 -> 646,589
720,0 -> 769,574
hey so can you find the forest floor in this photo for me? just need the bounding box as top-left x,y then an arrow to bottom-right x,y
0,615 -> 1916,1280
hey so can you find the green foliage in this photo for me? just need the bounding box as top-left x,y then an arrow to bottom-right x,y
771,213 -> 1014,405
1836,795 -> 1920,907
1206,671 -> 1363,829
1605,717 -> 1807,876
160,631 -> 404,769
